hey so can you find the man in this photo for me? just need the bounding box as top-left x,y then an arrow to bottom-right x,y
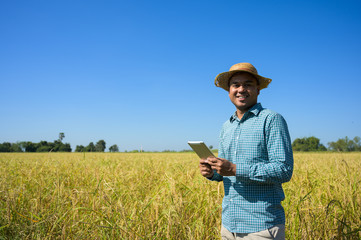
199,62 -> 293,240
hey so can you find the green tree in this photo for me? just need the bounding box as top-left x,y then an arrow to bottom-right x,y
24,141 -> 37,152
328,136 -> 361,152
0,142 -> 12,152
18,142 -> 28,152
36,141 -> 53,152
75,145 -> 85,152
109,144 -> 119,152
58,143 -> 72,152
95,140 -> 106,152
353,136 -> 361,151
59,132 -> 65,142
11,142 -> 23,152
85,142 -> 96,152
52,140 -> 62,152
292,136 -> 327,151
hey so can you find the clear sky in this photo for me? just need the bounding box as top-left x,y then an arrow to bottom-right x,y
1,0 -> 361,151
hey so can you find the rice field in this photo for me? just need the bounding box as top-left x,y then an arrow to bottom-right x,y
0,152 -> 360,239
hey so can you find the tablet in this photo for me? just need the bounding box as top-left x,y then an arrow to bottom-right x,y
187,141 -> 215,159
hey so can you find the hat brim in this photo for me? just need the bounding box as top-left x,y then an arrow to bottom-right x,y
215,70 -> 272,91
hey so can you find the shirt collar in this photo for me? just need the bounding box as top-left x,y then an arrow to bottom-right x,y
230,103 -> 263,123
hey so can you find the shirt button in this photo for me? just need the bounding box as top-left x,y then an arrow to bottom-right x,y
234,151 -> 237,155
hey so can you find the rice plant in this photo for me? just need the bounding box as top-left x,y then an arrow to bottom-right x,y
0,152 -> 360,239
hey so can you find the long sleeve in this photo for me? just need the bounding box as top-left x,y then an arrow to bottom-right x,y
235,113 -> 294,184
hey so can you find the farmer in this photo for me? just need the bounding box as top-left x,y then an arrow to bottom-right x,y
199,62 -> 293,240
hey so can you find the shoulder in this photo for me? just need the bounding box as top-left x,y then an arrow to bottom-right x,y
259,108 -> 289,130
250,103 -> 284,122
259,108 -> 284,120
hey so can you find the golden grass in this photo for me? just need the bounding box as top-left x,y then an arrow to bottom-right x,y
0,152 -> 360,239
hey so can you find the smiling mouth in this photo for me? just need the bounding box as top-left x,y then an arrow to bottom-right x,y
237,95 -> 248,100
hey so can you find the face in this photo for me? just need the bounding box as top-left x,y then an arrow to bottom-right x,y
228,72 -> 260,115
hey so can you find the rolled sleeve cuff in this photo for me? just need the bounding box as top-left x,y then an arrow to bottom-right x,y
208,171 -> 223,182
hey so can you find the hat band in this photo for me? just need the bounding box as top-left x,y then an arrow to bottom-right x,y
235,68 -> 257,75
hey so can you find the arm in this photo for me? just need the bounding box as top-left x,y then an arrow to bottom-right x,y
236,114 -> 294,184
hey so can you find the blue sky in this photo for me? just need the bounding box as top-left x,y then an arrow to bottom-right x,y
1,0 -> 361,151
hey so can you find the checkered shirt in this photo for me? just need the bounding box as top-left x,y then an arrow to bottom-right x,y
210,103 -> 293,233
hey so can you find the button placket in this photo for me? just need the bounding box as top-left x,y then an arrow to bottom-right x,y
234,121 -> 241,157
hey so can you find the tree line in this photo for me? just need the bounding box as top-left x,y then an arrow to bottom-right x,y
1,134 -> 360,153
292,136 -> 361,152
0,133 -> 72,152
0,133 -> 119,153
74,140 -> 119,152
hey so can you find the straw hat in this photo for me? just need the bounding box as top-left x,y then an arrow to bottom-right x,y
215,62 -> 272,91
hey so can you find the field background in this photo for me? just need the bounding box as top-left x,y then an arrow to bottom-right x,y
0,152 -> 360,239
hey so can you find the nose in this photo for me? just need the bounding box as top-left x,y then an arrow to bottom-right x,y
237,85 -> 247,92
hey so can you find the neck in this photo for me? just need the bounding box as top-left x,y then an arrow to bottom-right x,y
236,103 -> 257,119
236,109 -> 246,119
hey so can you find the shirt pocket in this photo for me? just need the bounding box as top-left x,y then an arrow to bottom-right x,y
220,129 -> 234,159
240,129 -> 267,163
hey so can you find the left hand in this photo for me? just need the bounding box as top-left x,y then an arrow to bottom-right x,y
206,157 -> 236,176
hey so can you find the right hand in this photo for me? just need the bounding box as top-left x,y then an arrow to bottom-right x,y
199,158 -> 214,178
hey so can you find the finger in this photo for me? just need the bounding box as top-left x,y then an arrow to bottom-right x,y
200,165 -> 212,172
210,165 -> 218,170
201,167 -> 212,173
200,169 -> 212,176
210,161 -> 221,167
200,158 -> 208,164
208,157 -> 218,165
200,165 -> 206,170
216,157 -> 224,163
199,165 -> 207,170
200,162 -> 211,167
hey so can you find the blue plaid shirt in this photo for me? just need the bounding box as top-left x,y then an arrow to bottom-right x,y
210,103 -> 293,233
